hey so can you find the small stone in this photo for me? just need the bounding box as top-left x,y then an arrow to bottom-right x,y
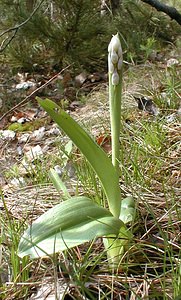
54,165 -> 63,177
10,177 -> 25,187
17,146 -> 23,156
17,117 -> 29,124
47,126 -> 60,136
18,133 -> 30,143
16,81 -> 36,90
26,145 -> 43,161
0,130 -> 16,141
75,72 -> 87,87
167,58 -> 179,67
166,113 -> 176,123
31,127 -> 45,141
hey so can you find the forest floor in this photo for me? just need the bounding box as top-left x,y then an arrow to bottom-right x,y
0,48 -> 181,299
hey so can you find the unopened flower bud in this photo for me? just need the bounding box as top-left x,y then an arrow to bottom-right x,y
118,45 -> 122,58
108,42 -> 112,53
111,51 -> 118,64
117,58 -> 123,70
112,70 -> 119,85
109,33 -> 121,53
109,59 -> 114,73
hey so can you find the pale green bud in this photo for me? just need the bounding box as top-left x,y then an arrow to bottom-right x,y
112,70 -> 119,85
117,57 -> 123,70
108,33 -> 123,82
109,58 -> 115,73
111,51 -> 118,64
118,45 -> 122,58
108,42 -> 112,53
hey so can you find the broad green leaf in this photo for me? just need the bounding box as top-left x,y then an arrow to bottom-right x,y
18,197 -> 129,259
37,97 -> 121,218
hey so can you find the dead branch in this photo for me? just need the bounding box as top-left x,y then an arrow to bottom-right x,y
0,0 -> 45,53
141,0 -> 181,25
0,65 -> 72,122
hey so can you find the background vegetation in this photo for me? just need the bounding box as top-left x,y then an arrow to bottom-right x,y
0,0 -> 181,73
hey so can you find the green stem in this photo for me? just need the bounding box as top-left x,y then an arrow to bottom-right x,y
109,69 -> 122,174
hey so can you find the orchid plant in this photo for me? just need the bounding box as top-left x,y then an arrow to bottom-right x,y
18,34 -> 135,270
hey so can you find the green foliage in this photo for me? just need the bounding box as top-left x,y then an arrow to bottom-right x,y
7,122 -> 33,132
0,0 -> 180,71
1,0 -> 108,71
113,0 -> 181,62
140,37 -> 157,60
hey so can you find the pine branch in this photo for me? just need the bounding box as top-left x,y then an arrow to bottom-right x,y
0,0 -> 45,53
141,0 -> 181,25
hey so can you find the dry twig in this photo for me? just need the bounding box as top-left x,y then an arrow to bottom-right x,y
0,65 -> 71,122
0,0 -> 45,52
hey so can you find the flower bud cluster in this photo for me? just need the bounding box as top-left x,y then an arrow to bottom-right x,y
108,34 -> 123,86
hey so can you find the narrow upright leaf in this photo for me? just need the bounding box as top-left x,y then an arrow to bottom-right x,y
37,97 -> 121,218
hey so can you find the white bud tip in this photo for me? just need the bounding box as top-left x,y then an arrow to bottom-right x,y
108,33 -> 121,53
